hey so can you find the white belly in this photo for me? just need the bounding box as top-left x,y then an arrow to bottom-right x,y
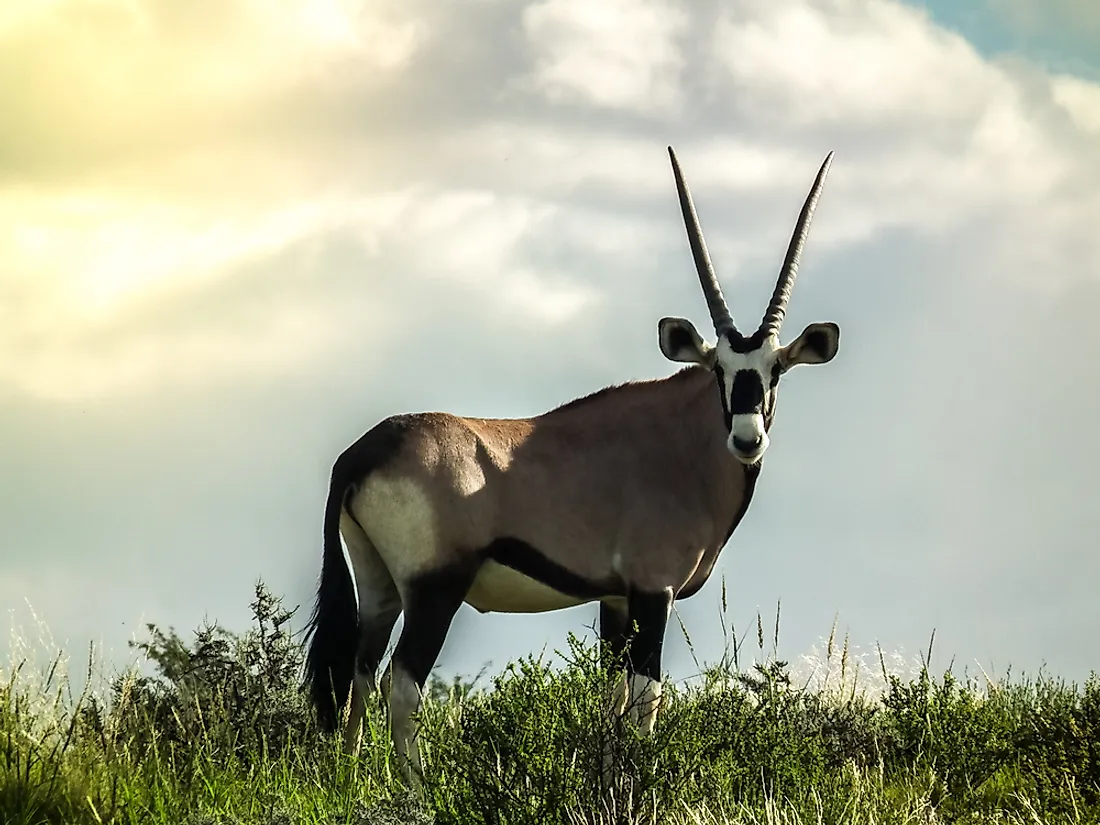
464,560 -> 590,614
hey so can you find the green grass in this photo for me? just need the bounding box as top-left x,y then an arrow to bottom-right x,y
2,582 -> 1098,824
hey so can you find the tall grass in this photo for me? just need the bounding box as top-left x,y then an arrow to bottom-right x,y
2,581 -> 1098,824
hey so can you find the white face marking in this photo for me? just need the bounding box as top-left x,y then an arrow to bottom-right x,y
464,560 -> 588,614
714,334 -> 782,465
728,412 -> 769,460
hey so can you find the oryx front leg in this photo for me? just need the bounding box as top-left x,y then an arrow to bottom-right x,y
621,588 -> 673,734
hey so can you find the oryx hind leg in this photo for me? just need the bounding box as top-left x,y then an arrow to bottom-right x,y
341,513 -> 401,754
380,563 -> 477,785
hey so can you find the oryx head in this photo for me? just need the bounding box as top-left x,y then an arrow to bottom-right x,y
658,147 -> 841,466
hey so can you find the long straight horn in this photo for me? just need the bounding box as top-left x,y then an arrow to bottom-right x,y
668,146 -> 737,336
759,151 -> 834,339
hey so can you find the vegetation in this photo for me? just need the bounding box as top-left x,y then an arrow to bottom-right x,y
2,581 -> 1098,824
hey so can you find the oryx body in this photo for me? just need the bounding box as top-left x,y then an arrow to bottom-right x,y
304,147 -> 842,780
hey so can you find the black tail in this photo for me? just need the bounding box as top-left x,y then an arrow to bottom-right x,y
304,459 -> 360,733
303,417 -> 412,731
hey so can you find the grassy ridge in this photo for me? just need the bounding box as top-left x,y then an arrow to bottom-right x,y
2,582 -> 1098,825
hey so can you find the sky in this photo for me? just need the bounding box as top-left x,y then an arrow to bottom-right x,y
2,0 -> 1099,694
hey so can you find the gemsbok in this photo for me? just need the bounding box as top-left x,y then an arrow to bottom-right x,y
305,146 -> 841,780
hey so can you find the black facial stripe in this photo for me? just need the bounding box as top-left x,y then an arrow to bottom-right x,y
729,369 -> 765,414
713,364 -> 733,429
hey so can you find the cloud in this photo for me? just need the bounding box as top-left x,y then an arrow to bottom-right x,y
0,0 -> 422,179
0,189 -> 369,399
522,0 -> 688,113
0,184 -> 605,400
714,0 -> 1000,126
1051,73 -> 1100,133
703,0 -> 1100,296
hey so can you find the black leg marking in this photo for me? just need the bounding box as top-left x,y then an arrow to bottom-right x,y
624,589 -> 674,682
599,602 -> 630,667
391,564 -> 478,689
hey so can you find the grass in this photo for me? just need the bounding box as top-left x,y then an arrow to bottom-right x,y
2,581 -> 1098,825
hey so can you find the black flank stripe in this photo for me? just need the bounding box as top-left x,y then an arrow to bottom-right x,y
484,537 -> 620,601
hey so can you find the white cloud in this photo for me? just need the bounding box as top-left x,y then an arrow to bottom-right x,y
522,0 -> 687,113
0,192 -> 343,317
385,190 -> 551,282
500,268 -> 595,323
714,0 -> 1001,126
0,0 -> 423,173
445,124 -> 672,196
0,301 -> 351,403
704,0 -> 1099,288
0,185 -> 601,400
1051,73 -> 1100,133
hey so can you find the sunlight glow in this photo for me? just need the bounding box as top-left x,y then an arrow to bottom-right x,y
1,193 -> 339,315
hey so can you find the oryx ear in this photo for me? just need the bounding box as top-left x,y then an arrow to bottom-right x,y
658,317 -> 716,367
777,322 -> 840,371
